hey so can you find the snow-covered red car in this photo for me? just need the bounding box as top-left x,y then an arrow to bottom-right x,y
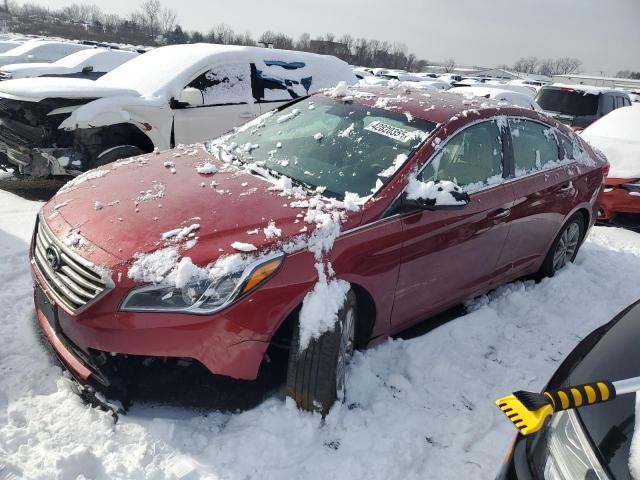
581,106 -> 640,227
31,85 -> 606,414
0,43 -> 356,177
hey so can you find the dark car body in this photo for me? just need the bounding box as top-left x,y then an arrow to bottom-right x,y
535,85 -> 632,131
497,299 -> 640,479
30,87 -> 606,392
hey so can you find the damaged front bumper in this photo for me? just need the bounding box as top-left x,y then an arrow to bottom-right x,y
0,144 -> 82,176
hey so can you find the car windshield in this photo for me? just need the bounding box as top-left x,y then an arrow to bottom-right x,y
214,96 -> 436,199
535,88 -> 599,117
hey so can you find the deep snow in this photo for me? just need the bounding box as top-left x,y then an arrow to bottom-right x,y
2,188 -> 640,479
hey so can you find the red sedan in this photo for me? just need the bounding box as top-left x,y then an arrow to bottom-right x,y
31,85 -> 606,413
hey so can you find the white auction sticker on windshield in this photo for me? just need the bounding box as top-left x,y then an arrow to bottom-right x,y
364,121 -> 419,143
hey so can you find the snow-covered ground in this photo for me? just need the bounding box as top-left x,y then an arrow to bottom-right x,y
1,187 -> 640,479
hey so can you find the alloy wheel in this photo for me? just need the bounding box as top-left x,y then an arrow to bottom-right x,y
552,222 -> 581,272
335,308 -> 356,401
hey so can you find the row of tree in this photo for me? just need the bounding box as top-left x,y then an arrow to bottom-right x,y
8,1 -> 591,77
507,56 -> 583,76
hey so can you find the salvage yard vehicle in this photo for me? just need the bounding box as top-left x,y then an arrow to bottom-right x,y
496,299 -> 640,480
449,86 -> 542,110
0,43 -> 357,177
535,84 -> 632,132
0,40 -> 91,67
0,48 -> 139,81
581,106 -> 640,228
31,86 -> 606,414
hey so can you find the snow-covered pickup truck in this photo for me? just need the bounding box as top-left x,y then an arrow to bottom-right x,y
0,43 -> 357,177
0,48 -> 139,81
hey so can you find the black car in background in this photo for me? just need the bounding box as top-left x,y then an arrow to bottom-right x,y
535,85 -> 632,132
498,299 -> 640,479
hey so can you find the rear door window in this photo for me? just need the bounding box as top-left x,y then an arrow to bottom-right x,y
419,120 -> 504,191
616,97 -> 625,109
601,96 -> 615,115
250,60 -> 313,103
535,88 -> 599,116
187,63 -> 252,106
508,119 -> 560,176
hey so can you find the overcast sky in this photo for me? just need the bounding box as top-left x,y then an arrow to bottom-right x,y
21,0 -> 640,75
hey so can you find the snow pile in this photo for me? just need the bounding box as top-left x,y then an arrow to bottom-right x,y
231,241 -> 258,252
3,190 -> 640,479
135,182 -> 164,203
127,246 -> 179,283
406,176 -> 467,206
263,221 -> 282,239
161,223 -> 200,241
196,162 -> 217,175
298,278 -> 351,349
276,108 -> 301,124
581,106 -> 640,178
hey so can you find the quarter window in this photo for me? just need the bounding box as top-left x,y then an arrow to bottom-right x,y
419,121 -> 503,191
509,119 -> 560,176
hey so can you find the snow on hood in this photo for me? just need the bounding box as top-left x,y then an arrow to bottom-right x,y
0,77 -> 140,102
44,146 -> 361,273
582,106 -> 640,179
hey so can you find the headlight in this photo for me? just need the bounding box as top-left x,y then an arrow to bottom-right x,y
120,253 -> 283,314
541,410 -> 609,480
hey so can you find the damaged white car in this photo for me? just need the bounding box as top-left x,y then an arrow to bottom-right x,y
0,43 -> 357,177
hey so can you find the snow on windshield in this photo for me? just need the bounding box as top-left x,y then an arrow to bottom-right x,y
207,95 -> 435,199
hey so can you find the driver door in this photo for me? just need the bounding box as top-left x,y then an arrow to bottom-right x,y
173,63 -> 258,145
391,120 -> 516,329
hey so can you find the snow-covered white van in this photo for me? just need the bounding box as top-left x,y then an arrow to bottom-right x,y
0,48 -> 139,81
0,43 -> 357,177
0,40 -> 91,67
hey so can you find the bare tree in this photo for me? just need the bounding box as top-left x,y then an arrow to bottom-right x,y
443,58 -> 456,73
553,57 -> 582,75
295,32 -> 311,51
159,6 -> 177,36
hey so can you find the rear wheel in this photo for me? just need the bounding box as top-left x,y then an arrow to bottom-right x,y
92,145 -> 146,169
536,214 -> 585,279
286,289 -> 357,415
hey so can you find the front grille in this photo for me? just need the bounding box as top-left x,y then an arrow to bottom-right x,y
33,217 -> 112,312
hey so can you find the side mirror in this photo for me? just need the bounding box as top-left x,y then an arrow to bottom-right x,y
177,87 -> 204,107
403,179 -> 470,211
82,65 -> 94,74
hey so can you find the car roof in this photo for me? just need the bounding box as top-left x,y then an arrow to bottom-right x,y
544,83 -> 629,96
345,85 -> 507,124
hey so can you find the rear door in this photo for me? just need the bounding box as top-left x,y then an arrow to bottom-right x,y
252,60 -> 315,114
173,63 -> 258,145
493,118 -> 577,281
391,119 -> 515,328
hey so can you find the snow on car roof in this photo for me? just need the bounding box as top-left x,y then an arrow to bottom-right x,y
52,48 -> 137,69
97,43 -> 356,100
347,84 -> 505,125
0,40 -> 86,57
547,83 -> 628,96
448,87 -> 537,109
581,106 -> 640,179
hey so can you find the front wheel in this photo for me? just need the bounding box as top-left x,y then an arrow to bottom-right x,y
286,289 -> 357,415
536,214 -> 585,279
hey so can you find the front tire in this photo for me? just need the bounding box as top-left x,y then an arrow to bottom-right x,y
286,290 -> 357,415
536,213 -> 585,279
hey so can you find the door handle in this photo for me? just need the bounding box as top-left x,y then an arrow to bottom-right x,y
490,208 -> 511,221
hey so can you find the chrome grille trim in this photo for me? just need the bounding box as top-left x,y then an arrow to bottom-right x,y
33,215 -> 114,313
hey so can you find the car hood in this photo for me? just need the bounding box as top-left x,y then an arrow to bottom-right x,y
43,146 -> 362,271
0,77 -> 140,102
547,300 -> 640,478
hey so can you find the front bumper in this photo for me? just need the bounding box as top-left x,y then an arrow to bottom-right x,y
497,435 -> 534,480
0,142 -> 78,176
598,186 -> 640,221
